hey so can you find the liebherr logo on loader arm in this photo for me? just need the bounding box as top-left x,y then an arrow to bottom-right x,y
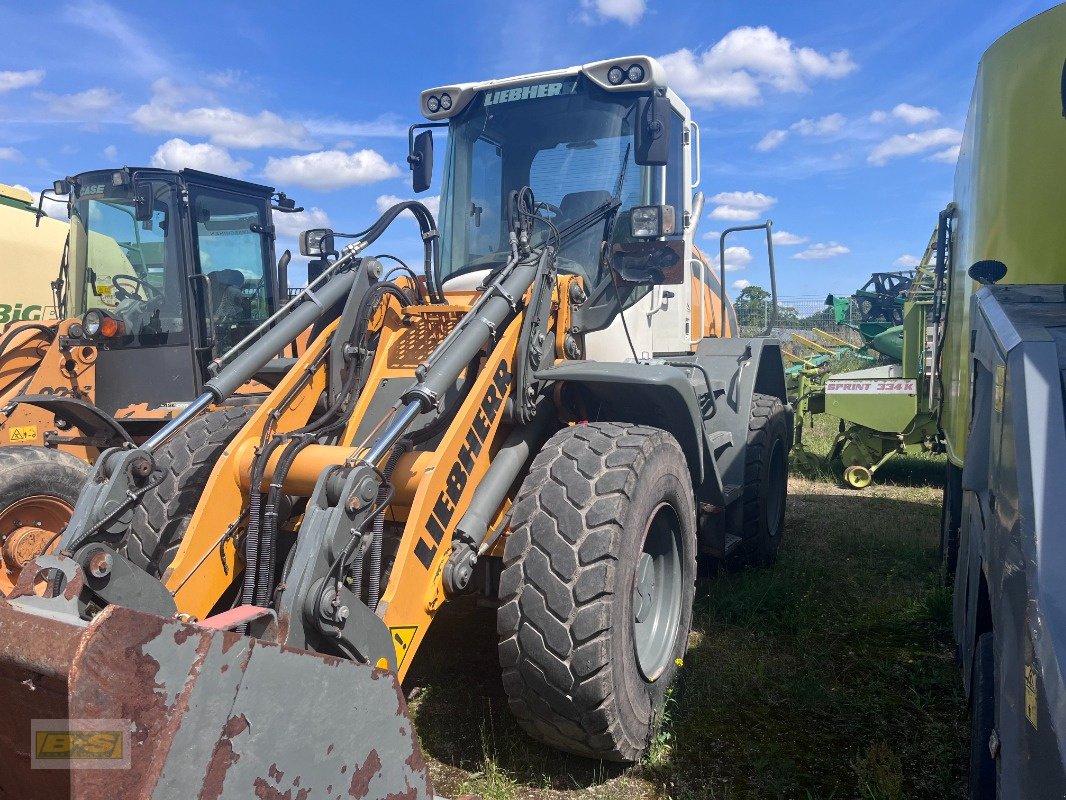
414,359 -> 511,569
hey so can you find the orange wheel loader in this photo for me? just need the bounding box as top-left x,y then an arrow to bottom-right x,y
0,57 -> 792,798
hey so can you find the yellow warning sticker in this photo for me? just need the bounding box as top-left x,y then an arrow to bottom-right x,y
1025,664 -> 1039,729
8,425 -> 37,442
390,626 -> 418,668
994,364 -> 1005,413
95,284 -> 113,296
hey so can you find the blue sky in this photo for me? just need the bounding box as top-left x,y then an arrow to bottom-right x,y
1,0 -> 1058,297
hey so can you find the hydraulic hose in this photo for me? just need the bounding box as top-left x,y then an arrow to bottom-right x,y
368,440 -> 410,611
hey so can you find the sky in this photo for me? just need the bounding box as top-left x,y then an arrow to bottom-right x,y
0,0 -> 1059,298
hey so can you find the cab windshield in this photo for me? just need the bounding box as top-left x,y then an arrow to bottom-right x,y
438,77 -> 662,286
69,177 -> 187,345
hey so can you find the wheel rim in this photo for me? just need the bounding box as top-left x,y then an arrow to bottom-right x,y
766,439 -> 787,539
844,465 -> 872,489
632,502 -> 683,682
0,495 -> 73,574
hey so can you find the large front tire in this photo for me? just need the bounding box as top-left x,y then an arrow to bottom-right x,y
121,406 -> 254,576
969,632 -> 997,800
498,422 -> 696,762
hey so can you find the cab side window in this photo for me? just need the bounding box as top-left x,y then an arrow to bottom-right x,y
191,192 -> 271,356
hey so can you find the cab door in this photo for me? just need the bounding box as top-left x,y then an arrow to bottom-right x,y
186,184 -> 274,373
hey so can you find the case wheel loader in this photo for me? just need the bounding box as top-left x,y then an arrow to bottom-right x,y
0,168 -> 304,592
0,56 -> 791,798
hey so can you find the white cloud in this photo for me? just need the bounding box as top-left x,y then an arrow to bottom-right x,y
794,241 -> 850,260
274,207 -> 332,238
150,138 -> 251,176
36,87 -> 121,117
928,144 -> 960,164
0,69 -> 44,93
134,102 -> 312,150
893,254 -> 918,267
375,194 -> 441,218
0,147 -> 22,161
871,103 -> 940,125
579,0 -> 645,25
11,184 -> 30,194
710,206 -> 761,222
756,113 -> 845,151
264,150 -> 401,191
131,78 -> 313,149
708,190 -> 776,222
792,113 -> 846,136
772,230 -> 808,246
755,130 -> 788,152
660,26 -> 857,109
868,127 -> 962,165
701,230 -> 722,241
723,245 -> 753,271
732,279 -> 752,291
103,144 -> 118,160
711,191 -> 777,209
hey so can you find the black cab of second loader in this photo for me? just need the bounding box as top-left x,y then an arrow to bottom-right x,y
52,167 -> 290,427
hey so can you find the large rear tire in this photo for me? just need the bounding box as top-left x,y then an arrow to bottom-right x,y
940,463 -> 963,586
969,632 -> 997,800
498,422 -> 696,762
0,446 -> 89,590
121,406 -> 254,576
734,393 -> 789,567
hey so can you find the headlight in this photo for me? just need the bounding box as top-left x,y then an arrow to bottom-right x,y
627,63 -> 645,83
439,93 -> 452,111
82,310 -> 102,337
82,309 -> 124,339
630,205 -> 676,238
607,66 -> 625,85
426,95 -> 441,113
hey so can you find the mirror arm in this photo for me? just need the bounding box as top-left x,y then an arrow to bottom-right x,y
407,122 -> 447,166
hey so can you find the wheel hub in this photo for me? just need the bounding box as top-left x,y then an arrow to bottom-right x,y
633,553 -> 655,624
0,495 -> 73,574
2,526 -> 52,571
631,503 -> 683,682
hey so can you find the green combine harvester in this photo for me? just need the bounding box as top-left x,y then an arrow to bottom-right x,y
789,233 -> 944,488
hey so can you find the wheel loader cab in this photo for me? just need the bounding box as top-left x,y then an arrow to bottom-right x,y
65,168 -> 280,419
427,57 -> 700,359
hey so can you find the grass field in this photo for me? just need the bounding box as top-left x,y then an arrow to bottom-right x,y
405,417 -> 967,799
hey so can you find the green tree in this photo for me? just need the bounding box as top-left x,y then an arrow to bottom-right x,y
734,285 -> 770,329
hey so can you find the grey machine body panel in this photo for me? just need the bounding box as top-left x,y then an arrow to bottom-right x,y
536,336 -> 790,548
953,284 -> 1066,798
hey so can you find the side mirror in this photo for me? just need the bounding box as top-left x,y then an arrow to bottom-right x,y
52,179 -> 71,196
967,259 -> 1007,286
300,228 -> 335,258
409,130 -> 433,193
133,183 -> 153,222
635,94 -> 670,167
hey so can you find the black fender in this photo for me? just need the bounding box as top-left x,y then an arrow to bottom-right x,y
535,361 -> 705,485
8,394 -> 133,445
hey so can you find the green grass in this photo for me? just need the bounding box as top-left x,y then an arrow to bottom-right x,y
404,419 -> 966,799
